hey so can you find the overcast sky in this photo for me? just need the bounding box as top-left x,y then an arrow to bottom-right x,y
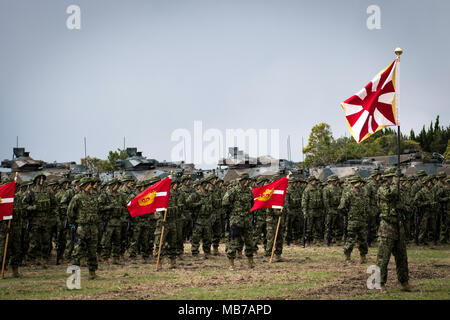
0,0 -> 448,168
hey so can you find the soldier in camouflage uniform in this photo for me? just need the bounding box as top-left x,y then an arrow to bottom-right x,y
302,176 -> 324,245
188,179 -> 213,258
179,175 -> 193,244
252,176 -> 269,254
376,170 -> 411,292
322,174 -> 343,246
410,170 -> 427,242
63,176 -> 82,261
54,177 -> 71,265
265,175 -> 288,261
222,173 -> 255,270
338,176 -> 368,263
154,176 -> 180,268
0,180 -> 23,278
22,173 -> 56,268
363,171 -> 381,247
98,178 -> 124,264
118,175 -> 136,258
414,176 -> 436,245
67,177 -> 101,279
211,177 -> 224,255
47,180 -> 59,259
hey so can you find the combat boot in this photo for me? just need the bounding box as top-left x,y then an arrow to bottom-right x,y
112,257 -> 122,265
247,257 -> 254,269
142,257 -> 150,264
380,284 -> 388,293
213,247 -> 219,256
80,257 -> 87,267
41,258 -> 48,269
236,250 -> 243,259
12,266 -> 22,278
204,253 -> 210,260
400,282 -> 412,292
275,254 -> 284,262
228,258 -> 235,271
169,258 -> 177,269
360,254 -> 367,264
344,252 -> 351,262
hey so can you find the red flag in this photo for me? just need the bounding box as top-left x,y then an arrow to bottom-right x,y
127,177 -> 171,218
341,59 -> 399,143
0,181 -> 16,221
251,177 -> 288,212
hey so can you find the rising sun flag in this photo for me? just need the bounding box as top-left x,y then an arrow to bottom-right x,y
341,58 -> 400,143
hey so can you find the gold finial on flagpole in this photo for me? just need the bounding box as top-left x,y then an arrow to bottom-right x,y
394,47 -> 403,57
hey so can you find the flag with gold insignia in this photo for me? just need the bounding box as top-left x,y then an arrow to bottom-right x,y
127,177 -> 171,217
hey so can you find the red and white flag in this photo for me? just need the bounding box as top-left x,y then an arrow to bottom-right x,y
0,181 -> 16,221
127,177 -> 171,218
251,177 -> 288,212
341,59 -> 399,143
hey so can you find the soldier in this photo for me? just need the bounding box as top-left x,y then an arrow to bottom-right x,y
188,179 -> 213,258
118,175 -> 136,258
363,171 -> 381,247
54,177 -> 71,265
323,174 -> 343,246
265,175 -> 287,261
179,175 -> 193,244
284,178 -> 297,246
98,178 -> 124,264
252,176 -> 269,254
154,176 -> 180,268
376,170 -> 411,292
128,180 -> 154,263
414,176 -> 436,245
338,176 -> 368,263
432,172 -> 447,244
22,173 -> 56,268
67,177 -> 101,279
211,177 -> 224,255
302,176 -> 324,245
64,176 -> 82,262
222,174 -> 255,270
47,180 -> 60,259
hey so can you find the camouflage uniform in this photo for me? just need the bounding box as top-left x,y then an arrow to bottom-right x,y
376,171 -> 410,290
302,176 -> 324,244
363,172 -> 381,246
188,179 -> 213,256
253,176 -> 270,253
323,175 -> 343,245
414,176 -> 436,244
22,173 -> 56,266
223,174 -> 255,269
54,178 -> 71,264
211,178 -> 224,254
338,176 -> 368,260
98,179 -> 123,261
432,173 -> 448,244
46,181 -> 59,258
67,178 -> 100,277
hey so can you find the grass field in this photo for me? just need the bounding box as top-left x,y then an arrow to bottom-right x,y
1,243 -> 449,300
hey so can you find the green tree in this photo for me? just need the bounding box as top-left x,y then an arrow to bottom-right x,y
302,123 -> 337,167
444,140 -> 450,161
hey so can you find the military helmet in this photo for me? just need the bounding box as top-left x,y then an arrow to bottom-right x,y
107,178 -> 119,186
79,177 -> 91,186
437,172 -> 447,179
416,170 -> 427,177
121,175 -> 135,183
238,173 -> 250,181
307,175 -> 317,182
370,170 -> 381,178
348,176 -> 362,183
47,180 -> 59,186
58,177 -> 70,185
181,175 -> 191,182
33,172 -> 47,182
327,174 -> 339,182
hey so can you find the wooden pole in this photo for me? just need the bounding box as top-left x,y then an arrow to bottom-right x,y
155,209 -> 168,271
1,220 -> 11,279
269,208 -> 283,263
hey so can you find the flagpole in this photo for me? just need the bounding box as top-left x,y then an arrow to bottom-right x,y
155,208 -> 167,271
1,173 -> 17,279
395,48 -> 402,199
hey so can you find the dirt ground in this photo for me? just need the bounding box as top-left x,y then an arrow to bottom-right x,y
1,242 -> 449,300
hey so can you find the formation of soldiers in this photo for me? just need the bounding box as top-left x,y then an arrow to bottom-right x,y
0,169 -> 448,290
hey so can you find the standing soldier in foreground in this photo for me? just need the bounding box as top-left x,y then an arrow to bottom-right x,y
376,170 -> 411,292
363,171 -> 381,247
252,176 -> 269,254
23,173 -> 56,268
67,177 -> 101,280
222,174 -> 255,270
414,176 -> 436,245
338,176 -> 368,263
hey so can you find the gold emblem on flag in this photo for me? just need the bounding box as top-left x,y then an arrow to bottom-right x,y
0,197 -> 2,204
257,188 -> 274,201
138,190 -> 157,206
